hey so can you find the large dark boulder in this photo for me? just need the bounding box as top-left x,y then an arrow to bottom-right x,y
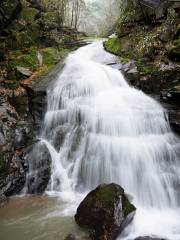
75,183 -> 136,240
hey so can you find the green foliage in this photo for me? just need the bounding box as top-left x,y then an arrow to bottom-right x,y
119,2 -> 138,24
136,61 -> 158,75
42,12 -> 56,24
42,47 -> 60,65
20,7 -> 39,22
9,47 -> 38,72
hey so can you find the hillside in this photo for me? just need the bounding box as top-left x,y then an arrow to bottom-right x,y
104,1 -> 180,97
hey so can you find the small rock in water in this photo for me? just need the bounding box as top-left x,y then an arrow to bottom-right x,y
16,66 -> 32,78
64,234 -> 77,240
75,183 -> 136,240
135,237 -> 166,240
0,194 -> 7,207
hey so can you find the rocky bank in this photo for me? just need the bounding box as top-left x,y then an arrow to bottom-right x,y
104,0 -> 180,134
0,0 -> 85,204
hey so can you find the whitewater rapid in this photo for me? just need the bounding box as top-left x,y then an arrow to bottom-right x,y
39,41 -> 180,239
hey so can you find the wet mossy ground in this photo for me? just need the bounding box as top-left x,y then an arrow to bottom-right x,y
0,0 -> 85,90
104,5 -> 180,94
4,46 -> 72,90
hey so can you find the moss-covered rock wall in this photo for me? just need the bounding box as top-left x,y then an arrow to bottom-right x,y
104,1 -> 180,95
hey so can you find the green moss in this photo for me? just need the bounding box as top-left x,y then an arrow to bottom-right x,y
35,65 -> 54,78
83,184 -> 136,218
120,57 -> 130,64
95,185 -> 118,203
42,12 -> 56,24
9,48 -> 38,70
20,7 -> 39,22
104,37 -> 123,55
35,48 -> 70,79
7,47 -> 38,80
122,195 -> 136,217
137,61 -> 159,74
42,47 -> 60,65
12,31 -> 35,49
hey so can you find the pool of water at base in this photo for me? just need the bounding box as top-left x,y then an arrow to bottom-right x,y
0,195 -> 88,240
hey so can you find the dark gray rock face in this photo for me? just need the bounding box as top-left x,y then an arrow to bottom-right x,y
160,91 -> 180,134
0,83 -> 47,204
75,183 -> 136,240
0,97 -> 29,199
25,141 -> 51,194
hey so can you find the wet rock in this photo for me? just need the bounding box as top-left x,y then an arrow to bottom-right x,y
75,183 -> 136,240
167,44 -> 180,62
16,66 -> 33,78
159,24 -> 176,42
15,121 -> 33,149
0,194 -> 7,207
168,110 -> 180,134
25,141 -> 51,194
64,234 -> 90,240
22,85 -> 46,131
0,150 -> 26,197
0,96 -> 44,200
161,89 -> 180,106
160,93 -> 180,134
52,125 -> 70,151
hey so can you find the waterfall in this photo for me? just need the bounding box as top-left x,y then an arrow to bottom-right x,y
35,41 -> 180,239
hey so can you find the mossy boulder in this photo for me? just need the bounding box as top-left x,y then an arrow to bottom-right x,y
104,37 -> 123,56
8,47 -> 38,80
42,47 -> 61,65
20,7 -> 39,22
42,12 -> 56,25
75,183 -> 136,240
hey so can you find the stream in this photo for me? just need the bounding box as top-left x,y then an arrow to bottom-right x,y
1,41 -> 180,240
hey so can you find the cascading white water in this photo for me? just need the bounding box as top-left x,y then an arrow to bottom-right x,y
40,41 -> 180,239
